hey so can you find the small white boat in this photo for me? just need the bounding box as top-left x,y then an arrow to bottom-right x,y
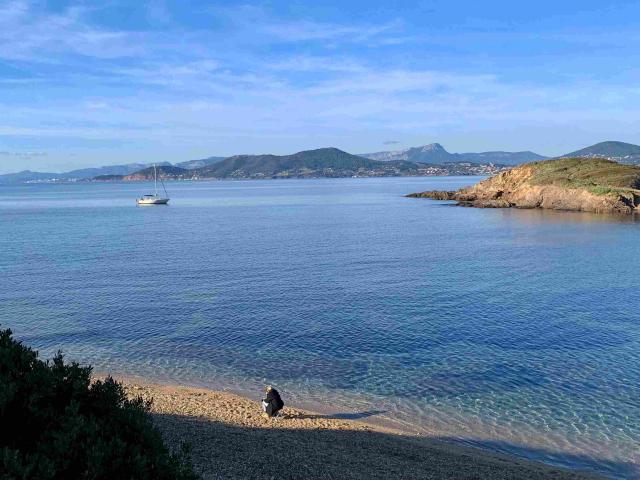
137,194 -> 169,205
137,164 -> 170,205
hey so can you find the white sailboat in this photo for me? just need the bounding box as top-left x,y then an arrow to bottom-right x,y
137,164 -> 170,205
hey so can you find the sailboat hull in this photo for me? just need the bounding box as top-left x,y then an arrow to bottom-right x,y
137,197 -> 169,205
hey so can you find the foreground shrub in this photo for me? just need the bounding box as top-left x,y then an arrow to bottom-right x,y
0,327 -> 199,479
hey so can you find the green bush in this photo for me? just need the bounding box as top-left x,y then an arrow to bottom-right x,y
0,328 -> 200,480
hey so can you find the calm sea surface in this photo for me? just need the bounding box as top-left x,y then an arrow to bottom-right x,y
1,177 -> 639,478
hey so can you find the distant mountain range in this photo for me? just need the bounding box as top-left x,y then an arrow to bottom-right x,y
112,148 -> 442,181
93,148 -> 507,181
0,162 -> 170,184
0,170 -> 62,184
360,143 -> 547,165
195,148 -> 421,178
4,141 -> 640,183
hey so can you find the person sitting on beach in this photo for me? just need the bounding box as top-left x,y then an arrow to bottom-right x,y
262,386 -> 284,418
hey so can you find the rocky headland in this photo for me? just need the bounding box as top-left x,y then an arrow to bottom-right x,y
407,157 -> 640,214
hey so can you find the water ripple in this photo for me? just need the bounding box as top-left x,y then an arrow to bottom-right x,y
2,178 -> 639,478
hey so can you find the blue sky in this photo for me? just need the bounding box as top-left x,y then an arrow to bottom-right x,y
1,0 -> 640,173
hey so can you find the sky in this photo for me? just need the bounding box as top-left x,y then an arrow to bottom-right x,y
2,0 -> 640,173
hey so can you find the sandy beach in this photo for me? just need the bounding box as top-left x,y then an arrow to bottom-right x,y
111,377 -> 600,480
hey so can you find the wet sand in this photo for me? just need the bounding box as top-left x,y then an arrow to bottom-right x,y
113,377 -> 600,479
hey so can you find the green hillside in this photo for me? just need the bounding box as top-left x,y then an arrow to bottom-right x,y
196,147 -> 418,178
125,165 -> 189,179
527,157 -> 640,194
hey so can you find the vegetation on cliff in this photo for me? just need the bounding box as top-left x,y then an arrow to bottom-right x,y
525,157 -> 640,194
0,327 -> 199,480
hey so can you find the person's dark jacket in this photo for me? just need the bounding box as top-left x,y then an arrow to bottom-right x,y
264,388 -> 284,412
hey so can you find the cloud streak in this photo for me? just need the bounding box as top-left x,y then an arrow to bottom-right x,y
0,150 -> 47,157
209,4 -> 405,46
0,2 -> 148,61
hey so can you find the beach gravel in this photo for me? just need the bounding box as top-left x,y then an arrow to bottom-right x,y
116,379 -> 600,480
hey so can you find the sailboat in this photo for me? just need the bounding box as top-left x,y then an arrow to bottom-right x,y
136,164 -> 170,205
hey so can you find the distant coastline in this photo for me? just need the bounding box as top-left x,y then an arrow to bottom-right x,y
41,148 -> 510,183
94,163 -> 502,182
5,140 -> 640,185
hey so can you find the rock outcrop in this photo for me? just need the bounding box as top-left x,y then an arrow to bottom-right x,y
407,158 -> 640,214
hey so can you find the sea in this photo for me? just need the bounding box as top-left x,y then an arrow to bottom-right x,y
1,177 -> 638,479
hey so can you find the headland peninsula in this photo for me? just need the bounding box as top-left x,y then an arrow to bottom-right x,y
407,157 -> 640,214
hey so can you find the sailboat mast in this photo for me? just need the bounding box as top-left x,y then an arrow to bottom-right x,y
154,164 -> 158,196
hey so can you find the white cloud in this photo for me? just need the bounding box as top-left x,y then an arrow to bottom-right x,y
267,55 -> 366,73
260,19 -> 399,43
85,101 -> 109,109
0,1 -> 148,61
208,4 -> 406,46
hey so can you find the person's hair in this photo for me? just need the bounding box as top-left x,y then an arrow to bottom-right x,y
265,385 -> 272,392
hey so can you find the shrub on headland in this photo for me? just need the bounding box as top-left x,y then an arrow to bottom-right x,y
0,327 -> 200,479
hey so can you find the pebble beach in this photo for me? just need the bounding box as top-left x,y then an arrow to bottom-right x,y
115,378 -> 600,480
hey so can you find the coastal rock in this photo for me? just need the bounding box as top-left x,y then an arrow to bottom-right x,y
406,190 -> 457,200
407,157 -> 640,214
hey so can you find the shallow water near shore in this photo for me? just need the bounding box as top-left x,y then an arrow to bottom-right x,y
2,177 -> 639,478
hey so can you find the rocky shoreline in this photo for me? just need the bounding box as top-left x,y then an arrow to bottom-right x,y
407,158 -> 640,214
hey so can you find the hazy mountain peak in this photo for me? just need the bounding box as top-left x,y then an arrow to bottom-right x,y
360,143 -> 545,165
417,143 -> 446,152
176,156 -> 226,170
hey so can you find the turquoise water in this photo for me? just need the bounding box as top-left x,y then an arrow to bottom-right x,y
1,177 -> 639,478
